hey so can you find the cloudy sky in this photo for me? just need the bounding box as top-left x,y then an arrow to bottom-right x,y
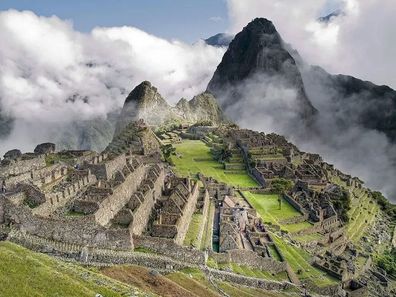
0,0 -> 395,198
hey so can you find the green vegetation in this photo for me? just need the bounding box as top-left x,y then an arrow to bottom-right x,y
243,192 -> 302,225
207,259 -> 289,282
377,249 -> 396,277
161,143 -> 176,164
183,213 -> 204,247
217,281 -> 298,297
45,153 -> 74,166
192,120 -> 213,127
372,191 -> 396,219
330,189 -> 351,222
282,221 -> 313,233
270,234 -> 338,287
293,233 -> 324,243
229,264 -> 289,282
347,189 -> 380,244
271,178 -> 294,194
172,140 -> 258,187
201,200 -> 215,250
211,145 -> 233,163
166,270 -> 219,297
0,241 -> 141,297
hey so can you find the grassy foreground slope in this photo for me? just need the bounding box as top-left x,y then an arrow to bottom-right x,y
0,241 -> 152,297
172,140 -> 258,187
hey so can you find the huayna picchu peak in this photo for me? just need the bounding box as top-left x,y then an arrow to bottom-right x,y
207,18 -> 317,119
0,6 -> 395,297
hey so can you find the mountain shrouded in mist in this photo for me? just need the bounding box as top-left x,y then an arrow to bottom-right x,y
207,18 -> 316,120
207,18 -> 396,201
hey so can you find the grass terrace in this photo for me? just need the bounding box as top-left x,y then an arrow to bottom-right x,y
270,234 -> 338,287
172,140 -> 258,187
208,259 -> 289,282
242,192 -> 303,225
0,242 -> 143,297
183,213 -> 204,247
201,200 -> 216,250
347,189 -> 380,244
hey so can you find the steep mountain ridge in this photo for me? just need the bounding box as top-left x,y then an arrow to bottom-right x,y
114,81 -> 228,137
207,18 -> 317,119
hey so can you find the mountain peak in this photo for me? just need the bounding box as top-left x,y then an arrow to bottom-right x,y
114,81 -> 170,135
207,17 -> 316,118
244,17 -> 277,34
124,80 -> 166,107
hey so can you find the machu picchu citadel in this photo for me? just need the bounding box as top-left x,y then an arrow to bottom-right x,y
0,9 -> 396,297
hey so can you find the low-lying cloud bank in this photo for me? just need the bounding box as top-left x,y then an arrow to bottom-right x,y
0,9 -> 225,153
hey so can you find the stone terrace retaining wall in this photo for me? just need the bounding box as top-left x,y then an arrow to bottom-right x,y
279,213 -> 309,225
174,182 -> 200,245
85,154 -> 126,180
206,267 -> 293,291
193,189 -> 210,247
283,193 -> 307,215
210,249 -> 287,274
0,155 -> 46,177
7,229 -> 296,294
95,163 -> 146,226
133,235 -> 206,265
129,165 -> 165,235
4,202 -> 132,249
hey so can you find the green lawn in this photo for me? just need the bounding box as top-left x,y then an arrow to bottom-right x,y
293,233 -> 324,243
201,200 -> 215,250
243,192 -> 302,225
183,213 -> 203,247
282,221 -> 314,233
172,140 -> 258,187
0,241 -> 147,297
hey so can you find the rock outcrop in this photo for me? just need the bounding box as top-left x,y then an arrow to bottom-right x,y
175,92 -> 228,125
114,81 -> 228,137
114,81 -> 172,135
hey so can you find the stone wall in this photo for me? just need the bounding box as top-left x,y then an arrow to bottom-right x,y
279,213 -> 309,225
4,201 -> 132,249
194,189 -> 210,247
0,155 -> 46,177
36,171 -> 97,217
207,267 -> 293,291
0,196 -> 4,224
174,182 -> 200,244
210,249 -> 287,274
282,193 -> 306,215
5,171 -> 32,188
133,235 -> 207,265
129,165 -> 165,235
94,162 -> 146,226
85,154 -> 126,180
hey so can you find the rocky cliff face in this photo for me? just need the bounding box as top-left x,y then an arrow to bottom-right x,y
175,92 -> 228,125
114,81 -> 172,135
207,18 -> 317,119
114,81 -> 227,137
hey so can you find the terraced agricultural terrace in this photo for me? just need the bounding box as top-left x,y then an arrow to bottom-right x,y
172,139 -> 258,187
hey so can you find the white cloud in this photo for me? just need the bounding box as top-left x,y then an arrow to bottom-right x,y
226,0 -> 396,89
0,9 -> 225,153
